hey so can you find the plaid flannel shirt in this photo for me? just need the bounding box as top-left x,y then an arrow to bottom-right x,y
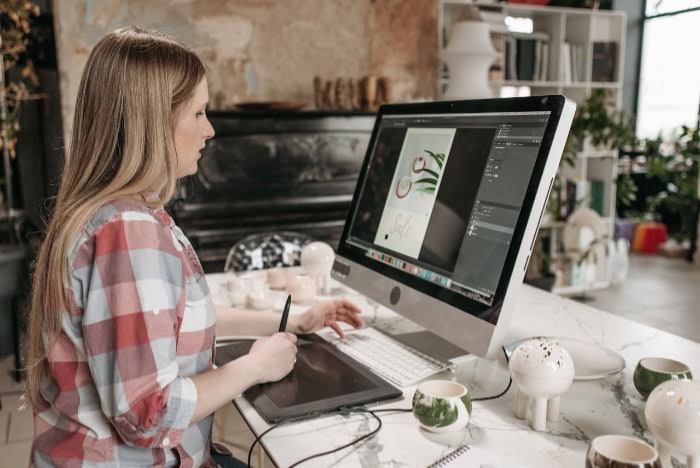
32,198 -> 217,467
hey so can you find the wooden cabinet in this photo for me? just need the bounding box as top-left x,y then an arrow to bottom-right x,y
438,1 -> 626,294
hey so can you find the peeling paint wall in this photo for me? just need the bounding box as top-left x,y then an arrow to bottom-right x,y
53,0 -> 437,140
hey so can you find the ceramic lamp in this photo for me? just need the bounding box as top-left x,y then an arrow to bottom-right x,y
508,337 -> 575,431
442,21 -> 497,99
300,242 -> 335,295
645,379 -> 700,468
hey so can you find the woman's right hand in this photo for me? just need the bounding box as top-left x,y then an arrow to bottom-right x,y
247,332 -> 298,384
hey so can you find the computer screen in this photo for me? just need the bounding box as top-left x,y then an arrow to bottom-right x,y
332,96 -> 575,358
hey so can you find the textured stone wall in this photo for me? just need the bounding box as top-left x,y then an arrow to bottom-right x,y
53,0 -> 437,139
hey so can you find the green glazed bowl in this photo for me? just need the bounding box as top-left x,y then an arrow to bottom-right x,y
633,357 -> 692,399
412,380 -> 472,433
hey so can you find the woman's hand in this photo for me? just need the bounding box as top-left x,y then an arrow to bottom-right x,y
288,299 -> 363,338
246,332 -> 298,384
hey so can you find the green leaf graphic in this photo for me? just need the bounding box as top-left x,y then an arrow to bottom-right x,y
425,150 -> 445,169
416,187 -> 435,194
413,396 -> 458,428
414,177 -> 438,185
419,168 -> 440,179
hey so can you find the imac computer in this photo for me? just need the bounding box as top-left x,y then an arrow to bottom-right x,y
332,95 -> 575,359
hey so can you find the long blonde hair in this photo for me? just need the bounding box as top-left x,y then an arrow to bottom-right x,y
25,26 -> 205,405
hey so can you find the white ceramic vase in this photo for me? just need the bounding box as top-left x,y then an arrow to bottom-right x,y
645,379 -> 700,468
442,21 -> 497,100
508,337 -> 575,431
300,242 -> 335,295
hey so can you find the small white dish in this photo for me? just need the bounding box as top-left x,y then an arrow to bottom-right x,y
505,336 -> 625,381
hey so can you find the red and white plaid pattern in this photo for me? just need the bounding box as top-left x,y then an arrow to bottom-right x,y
32,198 -> 217,467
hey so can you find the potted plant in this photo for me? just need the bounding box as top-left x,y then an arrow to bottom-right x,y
645,125 -> 699,252
0,1 -> 41,359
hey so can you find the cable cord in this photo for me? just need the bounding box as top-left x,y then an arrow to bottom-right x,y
245,346 -> 511,466
246,408 -> 382,467
288,408 -> 382,467
472,346 -> 512,402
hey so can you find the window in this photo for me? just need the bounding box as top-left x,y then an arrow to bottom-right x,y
636,3 -> 700,139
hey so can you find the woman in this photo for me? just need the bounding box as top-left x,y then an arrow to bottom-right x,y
26,26 -> 363,467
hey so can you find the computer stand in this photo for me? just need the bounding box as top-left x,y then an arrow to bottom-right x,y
387,330 -> 474,364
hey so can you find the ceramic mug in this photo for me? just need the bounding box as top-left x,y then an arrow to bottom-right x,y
286,273 -> 316,304
632,357 -> 692,399
411,380 -> 471,433
247,289 -> 275,310
224,275 -> 253,306
266,267 -> 288,290
586,435 -> 661,468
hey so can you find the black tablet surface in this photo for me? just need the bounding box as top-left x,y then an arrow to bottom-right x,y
214,334 -> 403,423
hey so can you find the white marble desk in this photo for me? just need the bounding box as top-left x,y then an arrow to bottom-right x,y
207,271 -> 698,467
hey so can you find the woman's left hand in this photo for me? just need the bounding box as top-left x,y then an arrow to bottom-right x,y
288,299 -> 363,338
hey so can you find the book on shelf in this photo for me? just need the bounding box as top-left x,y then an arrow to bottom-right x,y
591,41 -> 617,82
559,42 -> 571,83
489,31 -> 505,82
571,43 -> 585,82
516,38 -> 536,81
589,179 -> 605,216
503,32 -> 549,82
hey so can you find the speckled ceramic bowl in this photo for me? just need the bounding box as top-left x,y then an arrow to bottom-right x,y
412,380 -> 471,433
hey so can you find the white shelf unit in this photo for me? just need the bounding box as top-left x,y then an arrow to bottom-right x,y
438,1 -> 626,295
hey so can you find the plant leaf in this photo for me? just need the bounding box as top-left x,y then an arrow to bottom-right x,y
414,177 -> 437,185
424,150 -> 444,169
420,168 -> 440,179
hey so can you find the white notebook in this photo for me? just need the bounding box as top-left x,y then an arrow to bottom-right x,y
427,445 -> 522,468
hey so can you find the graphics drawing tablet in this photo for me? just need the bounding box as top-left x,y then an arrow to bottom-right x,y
214,334 -> 403,424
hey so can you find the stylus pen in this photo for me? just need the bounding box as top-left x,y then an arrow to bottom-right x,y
279,294 -> 292,332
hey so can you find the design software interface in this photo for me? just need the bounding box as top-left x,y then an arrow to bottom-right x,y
346,111 -> 551,307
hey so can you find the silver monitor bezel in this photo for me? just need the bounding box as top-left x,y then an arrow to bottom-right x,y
332,96 -> 576,358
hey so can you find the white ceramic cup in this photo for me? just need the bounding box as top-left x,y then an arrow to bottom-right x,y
286,273 -> 316,304
266,267 -> 288,290
586,435 -> 660,468
411,380 -> 471,433
224,274 -> 253,306
247,289 -> 275,310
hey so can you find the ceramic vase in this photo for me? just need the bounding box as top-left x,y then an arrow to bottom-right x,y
300,242 -> 335,295
644,379 -> 700,468
508,337 -> 575,431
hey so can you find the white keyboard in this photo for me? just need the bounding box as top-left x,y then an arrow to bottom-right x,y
321,327 -> 454,388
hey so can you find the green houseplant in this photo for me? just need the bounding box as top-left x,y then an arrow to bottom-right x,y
532,90 -> 637,288
645,125 -> 699,243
